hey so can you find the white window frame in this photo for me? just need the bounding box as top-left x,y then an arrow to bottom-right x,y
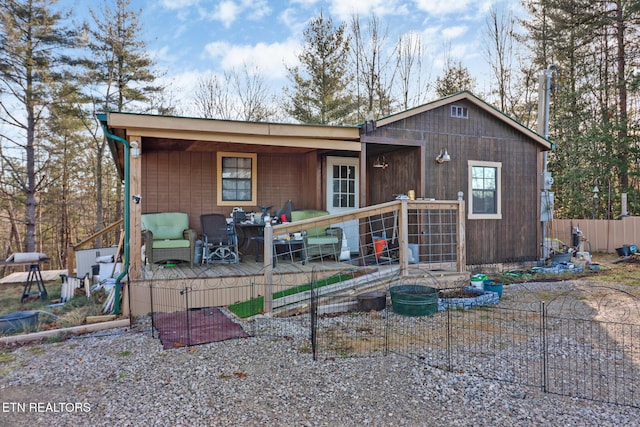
467,160 -> 502,220
217,152 -> 257,207
451,105 -> 468,118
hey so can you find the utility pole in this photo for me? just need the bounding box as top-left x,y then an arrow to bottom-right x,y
538,65 -> 558,262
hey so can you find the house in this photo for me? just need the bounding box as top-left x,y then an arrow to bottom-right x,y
97,91 -> 550,284
360,91 -> 551,266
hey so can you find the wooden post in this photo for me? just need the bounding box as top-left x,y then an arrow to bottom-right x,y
67,243 -> 75,275
263,224 -> 273,313
456,200 -> 466,273
129,135 -> 143,280
399,200 -> 409,274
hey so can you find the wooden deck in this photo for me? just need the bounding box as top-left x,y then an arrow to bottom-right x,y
139,256 -> 357,281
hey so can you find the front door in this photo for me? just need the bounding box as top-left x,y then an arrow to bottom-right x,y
326,157 -> 359,257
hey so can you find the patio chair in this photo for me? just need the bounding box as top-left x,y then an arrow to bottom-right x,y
201,214 -> 239,264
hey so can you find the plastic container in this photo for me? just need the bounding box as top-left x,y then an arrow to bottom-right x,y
390,285 -> 438,316
0,311 -> 39,334
373,238 -> 388,259
483,280 -> 503,298
616,246 -> 631,257
408,244 -> 419,264
470,274 -> 487,290
357,291 -> 387,312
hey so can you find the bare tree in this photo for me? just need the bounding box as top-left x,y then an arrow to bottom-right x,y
484,5 -> 514,112
233,65 -> 277,121
396,32 -> 429,110
351,14 -> 397,120
193,73 -> 234,120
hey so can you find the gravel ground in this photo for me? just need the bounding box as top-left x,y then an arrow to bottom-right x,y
1,310 -> 640,427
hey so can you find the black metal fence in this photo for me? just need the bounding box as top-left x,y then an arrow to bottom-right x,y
309,280 -> 640,408
144,270 -> 640,408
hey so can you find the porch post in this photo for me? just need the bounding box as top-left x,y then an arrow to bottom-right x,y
399,200 -> 409,274
129,135 -> 143,280
263,225 -> 274,313
456,200 -> 466,273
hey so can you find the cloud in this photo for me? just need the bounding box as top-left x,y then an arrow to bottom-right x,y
160,0 -> 200,10
412,0 -> 472,16
328,0 -> 409,20
441,25 -> 468,40
204,39 -> 301,80
197,0 -> 271,27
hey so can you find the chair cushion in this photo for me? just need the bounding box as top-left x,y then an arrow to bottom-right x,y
142,212 -> 189,240
152,239 -> 191,249
307,236 -> 339,245
291,210 -> 329,238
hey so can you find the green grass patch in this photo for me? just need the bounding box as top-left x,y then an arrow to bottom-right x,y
0,351 -> 15,363
228,272 -> 357,319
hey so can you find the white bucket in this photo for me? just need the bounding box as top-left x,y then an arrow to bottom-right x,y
470,274 -> 486,290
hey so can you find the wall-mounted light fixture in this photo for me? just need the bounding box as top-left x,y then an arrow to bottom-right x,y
435,149 -> 451,164
373,154 -> 389,170
130,140 -> 140,159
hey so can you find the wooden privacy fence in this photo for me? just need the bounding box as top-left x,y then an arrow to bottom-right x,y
553,216 -> 640,253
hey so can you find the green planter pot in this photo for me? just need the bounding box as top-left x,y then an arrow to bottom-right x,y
390,285 -> 438,316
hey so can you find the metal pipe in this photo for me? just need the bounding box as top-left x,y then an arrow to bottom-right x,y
97,114 -> 131,316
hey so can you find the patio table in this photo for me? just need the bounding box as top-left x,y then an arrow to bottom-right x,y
252,236 -> 306,266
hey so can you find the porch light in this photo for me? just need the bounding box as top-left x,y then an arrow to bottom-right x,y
435,149 -> 450,164
373,155 -> 388,170
130,140 -> 140,159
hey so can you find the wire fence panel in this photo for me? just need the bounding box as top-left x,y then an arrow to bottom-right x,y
544,315 -> 640,406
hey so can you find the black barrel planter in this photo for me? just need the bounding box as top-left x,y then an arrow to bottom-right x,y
357,291 -> 387,312
390,285 -> 438,316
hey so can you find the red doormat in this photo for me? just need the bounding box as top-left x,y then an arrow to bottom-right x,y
153,307 -> 248,349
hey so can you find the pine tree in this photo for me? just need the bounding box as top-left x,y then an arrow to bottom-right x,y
81,0 -> 163,242
435,57 -> 476,97
0,0 -> 79,252
284,13 -> 354,125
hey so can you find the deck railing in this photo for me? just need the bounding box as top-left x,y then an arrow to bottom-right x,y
262,199 -> 466,312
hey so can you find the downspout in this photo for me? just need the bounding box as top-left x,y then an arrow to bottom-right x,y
98,114 -> 130,315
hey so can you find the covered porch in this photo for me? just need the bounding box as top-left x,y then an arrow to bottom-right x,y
124,200 -> 468,317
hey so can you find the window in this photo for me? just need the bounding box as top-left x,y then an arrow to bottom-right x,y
217,152 -> 257,206
451,105 -> 468,118
468,160 -> 502,219
332,164 -> 356,208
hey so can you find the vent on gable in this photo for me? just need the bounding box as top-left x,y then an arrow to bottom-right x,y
451,105 -> 468,119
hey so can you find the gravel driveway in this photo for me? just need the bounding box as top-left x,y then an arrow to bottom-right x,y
3,273 -> 640,426
2,309 -> 640,427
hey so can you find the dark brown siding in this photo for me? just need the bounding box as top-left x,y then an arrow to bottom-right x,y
141,150 -> 323,235
366,100 -> 542,265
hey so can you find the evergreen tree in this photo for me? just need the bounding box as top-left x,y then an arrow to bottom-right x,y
435,57 -> 476,97
522,0 -> 640,218
0,0 -> 78,252
81,0 -> 163,242
284,13 -> 354,125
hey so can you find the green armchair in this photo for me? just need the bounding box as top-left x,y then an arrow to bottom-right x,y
290,210 -> 343,261
141,212 -> 196,266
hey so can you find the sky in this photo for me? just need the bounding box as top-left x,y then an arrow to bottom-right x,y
59,0 -> 526,117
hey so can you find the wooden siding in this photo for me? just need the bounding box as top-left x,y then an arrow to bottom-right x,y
365,99 -> 542,265
141,150 -> 324,235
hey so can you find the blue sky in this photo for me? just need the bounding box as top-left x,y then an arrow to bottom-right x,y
60,0 -> 524,116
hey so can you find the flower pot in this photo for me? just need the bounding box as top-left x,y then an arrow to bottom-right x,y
390,285 -> 438,316
483,281 -> 503,298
